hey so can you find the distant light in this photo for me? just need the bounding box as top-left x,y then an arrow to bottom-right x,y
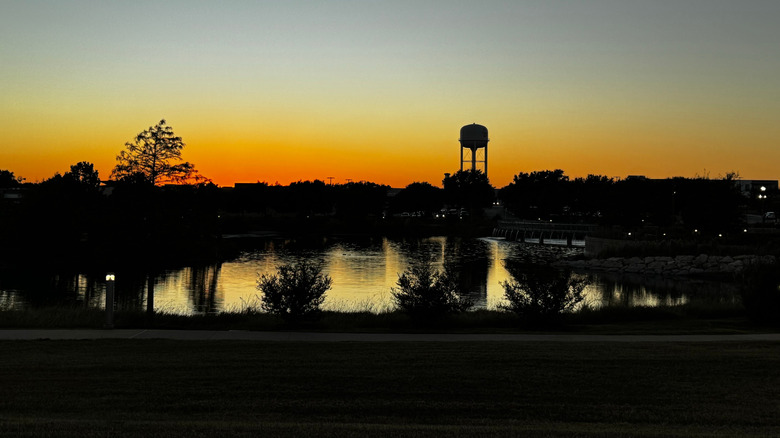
761,186 -> 767,192
662,233 -> 666,236
628,232 -> 632,236
718,234 -> 723,237
744,229 -> 748,233
106,274 -> 115,281
694,229 -> 698,233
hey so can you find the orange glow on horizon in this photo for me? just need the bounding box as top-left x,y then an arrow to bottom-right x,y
4,117 -> 780,189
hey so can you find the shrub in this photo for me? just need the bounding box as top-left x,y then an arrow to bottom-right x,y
391,263 -> 472,319
257,261 -> 332,321
739,261 -> 780,325
500,262 -> 588,323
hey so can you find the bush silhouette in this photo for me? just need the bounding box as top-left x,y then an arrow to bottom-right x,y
257,261 -> 332,321
500,263 -> 587,323
391,263 -> 472,319
739,261 -> 780,325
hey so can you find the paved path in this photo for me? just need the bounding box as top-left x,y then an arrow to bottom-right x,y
1,329 -> 780,342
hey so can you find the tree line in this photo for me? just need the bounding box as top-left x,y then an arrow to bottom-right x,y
0,119 -> 771,262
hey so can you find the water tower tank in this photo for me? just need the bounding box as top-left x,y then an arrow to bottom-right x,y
459,123 -> 489,148
459,123 -> 489,176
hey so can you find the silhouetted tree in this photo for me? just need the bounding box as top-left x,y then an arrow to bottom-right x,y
229,182 -> 270,213
500,262 -> 588,323
258,261 -> 332,322
572,174 -> 615,220
20,163 -> 105,253
334,181 -> 389,219
63,161 -> 100,189
391,182 -> 443,215
285,180 -> 334,217
391,262 -> 472,319
0,170 -> 23,188
442,170 -> 493,212
499,169 -> 571,219
112,119 -> 203,185
739,261 -> 780,325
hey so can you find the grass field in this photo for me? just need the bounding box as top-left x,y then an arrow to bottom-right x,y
0,304 -> 771,335
1,340 -> 779,437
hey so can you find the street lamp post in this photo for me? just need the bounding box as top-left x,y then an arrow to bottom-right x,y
105,273 -> 115,329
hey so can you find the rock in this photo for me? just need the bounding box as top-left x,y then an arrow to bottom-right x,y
760,255 -> 777,264
648,261 -> 667,269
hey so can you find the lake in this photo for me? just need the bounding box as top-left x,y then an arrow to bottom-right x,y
0,236 -> 739,314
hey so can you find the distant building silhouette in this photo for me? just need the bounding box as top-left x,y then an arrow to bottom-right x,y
736,179 -> 779,196
459,123 -> 489,177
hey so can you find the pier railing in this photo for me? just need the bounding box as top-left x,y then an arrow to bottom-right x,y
493,220 -> 598,247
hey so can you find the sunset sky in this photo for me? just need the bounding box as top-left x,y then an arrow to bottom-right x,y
2,0 -> 779,188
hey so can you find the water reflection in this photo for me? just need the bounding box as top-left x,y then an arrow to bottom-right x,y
442,238 -> 490,308
585,272 -> 739,308
0,237 -> 741,314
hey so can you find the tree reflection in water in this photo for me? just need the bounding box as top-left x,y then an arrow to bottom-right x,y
0,237 -> 745,314
443,237 -> 490,309
588,272 -> 740,308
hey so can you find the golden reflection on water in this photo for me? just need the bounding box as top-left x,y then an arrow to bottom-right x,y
3,237 -> 727,314
126,237 -> 697,313
211,237 -> 516,313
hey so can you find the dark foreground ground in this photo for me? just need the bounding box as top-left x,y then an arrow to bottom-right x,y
1,340 -> 779,437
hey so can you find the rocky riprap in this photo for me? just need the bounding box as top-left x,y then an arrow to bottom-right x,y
556,254 -> 777,277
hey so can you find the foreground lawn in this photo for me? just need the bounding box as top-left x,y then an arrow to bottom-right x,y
1,340 -> 779,437
1,306 -> 773,335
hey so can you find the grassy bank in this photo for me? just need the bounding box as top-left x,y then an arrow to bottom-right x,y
1,340 -> 779,437
0,303 -> 772,335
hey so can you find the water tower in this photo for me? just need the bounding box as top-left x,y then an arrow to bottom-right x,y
459,123 -> 489,177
